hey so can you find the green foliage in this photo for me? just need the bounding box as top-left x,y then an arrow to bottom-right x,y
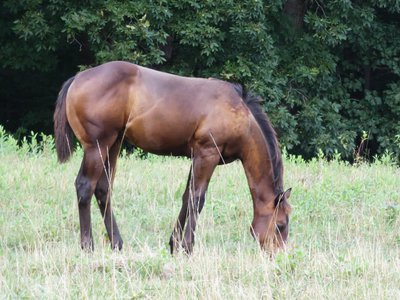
61,2 -> 169,65
0,125 -> 55,157
272,0 -> 400,159
0,0 -> 400,161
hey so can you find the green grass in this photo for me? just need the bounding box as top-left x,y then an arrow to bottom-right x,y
0,131 -> 399,299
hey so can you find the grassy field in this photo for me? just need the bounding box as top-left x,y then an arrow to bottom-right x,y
0,131 -> 399,299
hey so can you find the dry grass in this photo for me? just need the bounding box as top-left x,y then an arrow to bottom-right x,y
0,138 -> 399,299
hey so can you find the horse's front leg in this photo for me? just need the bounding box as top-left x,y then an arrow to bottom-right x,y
181,152 -> 219,254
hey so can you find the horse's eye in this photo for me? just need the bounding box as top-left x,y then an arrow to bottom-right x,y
276,224 -> 286,232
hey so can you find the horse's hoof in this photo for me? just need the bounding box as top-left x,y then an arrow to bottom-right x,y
169,238 -> 179,255
81,240 -> 94,252
111,239 -> 123,251
182,240 -> 193,255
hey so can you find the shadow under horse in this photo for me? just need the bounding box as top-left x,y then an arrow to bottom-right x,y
53,61 -> 292,254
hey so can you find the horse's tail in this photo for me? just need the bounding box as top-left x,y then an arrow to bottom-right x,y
54,76 -> 75,163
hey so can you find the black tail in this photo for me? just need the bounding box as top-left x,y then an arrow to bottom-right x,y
53,76 -> 75,163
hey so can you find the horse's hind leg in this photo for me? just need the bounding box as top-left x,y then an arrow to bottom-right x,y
169,167 -> 192,254
94,139 -> 123,250
75,146 -> 108,251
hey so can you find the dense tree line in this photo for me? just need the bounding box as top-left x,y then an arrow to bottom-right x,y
1,0 -> 399,160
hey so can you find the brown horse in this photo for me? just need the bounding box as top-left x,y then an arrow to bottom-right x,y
53,61 -> 291,254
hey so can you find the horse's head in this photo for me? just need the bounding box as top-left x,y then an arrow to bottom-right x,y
251,188 -> 292,252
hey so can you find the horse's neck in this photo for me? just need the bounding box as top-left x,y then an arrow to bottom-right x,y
241,122 -> 277,205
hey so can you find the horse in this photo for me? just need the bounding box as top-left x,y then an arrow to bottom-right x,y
53,61 -> 292,254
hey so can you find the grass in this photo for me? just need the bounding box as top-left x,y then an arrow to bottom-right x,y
0,130 -> 399,299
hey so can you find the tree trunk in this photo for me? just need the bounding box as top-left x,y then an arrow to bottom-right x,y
283,0 -> 308,30
364,65 -> 371,92
161,35 -> 174,62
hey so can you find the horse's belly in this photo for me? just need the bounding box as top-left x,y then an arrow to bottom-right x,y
124,115 -> 196,157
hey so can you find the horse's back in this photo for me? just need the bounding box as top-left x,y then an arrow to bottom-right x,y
66,61 -> 252,158
125,66 -> 251,157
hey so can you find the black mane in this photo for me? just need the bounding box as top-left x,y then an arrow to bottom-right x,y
233,84 -> 284,194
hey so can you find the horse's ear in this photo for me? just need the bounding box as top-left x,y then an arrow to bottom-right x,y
283,188 -> 292,199
274,188 -> 292,214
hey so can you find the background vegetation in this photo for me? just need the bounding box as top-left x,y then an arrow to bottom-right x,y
1,0 -> 400,160
0,128 -> 399,298
1,2 -> 399,297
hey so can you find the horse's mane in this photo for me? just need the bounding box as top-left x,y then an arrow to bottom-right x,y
232,84 -> 284,195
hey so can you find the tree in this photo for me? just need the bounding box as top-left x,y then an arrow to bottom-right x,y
1,0 -> 399,160
273,0 -> 400,159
